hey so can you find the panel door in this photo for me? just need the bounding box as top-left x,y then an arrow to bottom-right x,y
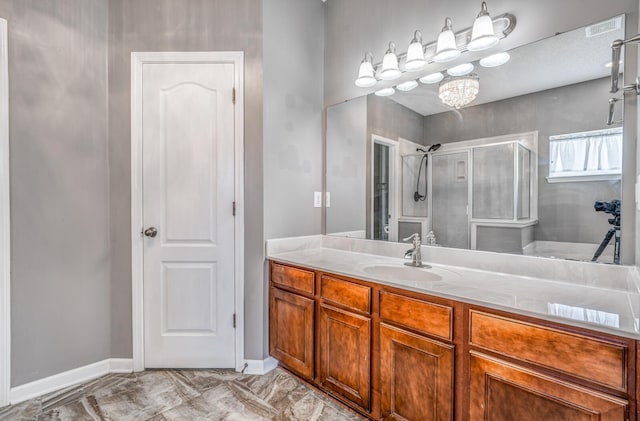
318,304 -> 371,411
142,61 -> 236,368
380,324 -> 454,421
269,287 -> 315,379
469,353 -> 627,421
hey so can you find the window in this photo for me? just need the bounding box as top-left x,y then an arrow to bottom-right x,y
548,127 -> 622,182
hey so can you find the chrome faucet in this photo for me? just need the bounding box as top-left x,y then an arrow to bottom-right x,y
403,233 -> 429,268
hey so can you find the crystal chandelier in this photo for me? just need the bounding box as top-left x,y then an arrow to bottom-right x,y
438,75 -> 479,109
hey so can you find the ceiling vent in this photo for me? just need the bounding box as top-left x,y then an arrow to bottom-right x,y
585,15 -> 624,38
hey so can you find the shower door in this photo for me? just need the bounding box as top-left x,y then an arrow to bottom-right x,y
431,151 -> 469,249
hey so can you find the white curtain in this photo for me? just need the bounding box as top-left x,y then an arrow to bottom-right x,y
549,131 -> 622,176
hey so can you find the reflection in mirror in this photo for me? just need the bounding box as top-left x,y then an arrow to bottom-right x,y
326,15 -> 629,264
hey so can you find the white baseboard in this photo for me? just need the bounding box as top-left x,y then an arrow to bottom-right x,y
108,358 -> 134,373
7,356 -> 278,405
243,357 -> 279,375
9,358 -> 134,405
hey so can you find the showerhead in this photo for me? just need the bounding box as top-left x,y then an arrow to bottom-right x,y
428,144 -> 442,152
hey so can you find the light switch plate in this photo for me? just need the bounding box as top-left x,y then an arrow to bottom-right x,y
325,192 -> 331,207
314,191 -> 322,208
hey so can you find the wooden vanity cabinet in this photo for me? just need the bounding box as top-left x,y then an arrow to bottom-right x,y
318,303 -> 372,410
469,352 -> 628,421
379,291 -> 455,421
468,309 -> 632,421
268,260 -> 638,421
269,263 -> 316,380
318,275 -> 373,411
380,323 -> 454,421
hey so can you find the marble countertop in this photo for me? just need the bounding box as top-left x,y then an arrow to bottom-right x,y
268,244 -> 640,340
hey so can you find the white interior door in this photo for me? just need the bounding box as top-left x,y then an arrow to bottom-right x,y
141,60 -> 236,368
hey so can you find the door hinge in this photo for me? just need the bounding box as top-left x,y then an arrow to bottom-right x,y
232,201 -> 236,216
232,87 -> 236,105
233,313 -> 236,328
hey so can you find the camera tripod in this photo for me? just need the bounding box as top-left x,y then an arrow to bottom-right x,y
591,215 -> 621,264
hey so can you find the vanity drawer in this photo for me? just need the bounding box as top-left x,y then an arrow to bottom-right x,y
320,275 -> 371,314
469,310 -> 627,391
380,291 -> 452,340
270,262 -> 315,296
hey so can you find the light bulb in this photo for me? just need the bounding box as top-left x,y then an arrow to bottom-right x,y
405,30 -> 427,72
355,52 -> 377,87
380,42 -> 402,81
468,2 -> 499,51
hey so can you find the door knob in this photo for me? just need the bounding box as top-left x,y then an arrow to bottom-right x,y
144,227 -> 158,238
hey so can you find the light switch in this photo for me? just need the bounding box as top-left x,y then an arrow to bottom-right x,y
325,192 -> 331,207
314,191 -> 322,208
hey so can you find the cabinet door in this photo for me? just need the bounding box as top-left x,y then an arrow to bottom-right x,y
269,287 -> 315,379
470,353 -> 628,421
380,324 -> 454,421
318,304 -> 371,410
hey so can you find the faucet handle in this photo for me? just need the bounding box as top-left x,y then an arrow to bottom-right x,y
402,233 -> 421,245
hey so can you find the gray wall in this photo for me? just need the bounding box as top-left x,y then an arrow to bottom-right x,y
108,0 -> 264,359
0,0 -> 111,386
263,0 -> 325,357
367,94 -> 424,144
324,0 -> 639,107
326,96 -> 367,235
423,78 -> 623,248
263,0 -> 324,240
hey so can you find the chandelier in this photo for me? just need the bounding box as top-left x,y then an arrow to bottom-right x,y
438,75 -> 479,109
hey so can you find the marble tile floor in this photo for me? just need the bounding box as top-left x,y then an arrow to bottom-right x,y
0,368 -> 365,421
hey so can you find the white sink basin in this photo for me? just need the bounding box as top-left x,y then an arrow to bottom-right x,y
363,265 -> 444,282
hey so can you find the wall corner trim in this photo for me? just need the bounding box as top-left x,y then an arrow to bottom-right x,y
243,357 -> 279,375
0,17 -> 10,409
8,359 -> 134,405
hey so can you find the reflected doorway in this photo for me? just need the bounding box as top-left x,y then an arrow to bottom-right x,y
371,135 -> 398,242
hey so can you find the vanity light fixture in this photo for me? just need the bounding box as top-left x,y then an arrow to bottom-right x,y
379,42 -> 402,81
405,30 -> 427,71
447,62 -> 474,76
353,3 -> 515,91
479,52 -> 510,67
396,80 -> 419,92
468,1 -> 500,51
355,52 -> 377,87
419,72 -> 444,84
439,75 -> 479,108
433,18 -> 461,63
375,87 -> 396,97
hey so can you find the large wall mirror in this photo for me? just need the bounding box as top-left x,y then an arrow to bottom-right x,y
326,11 -> 637,265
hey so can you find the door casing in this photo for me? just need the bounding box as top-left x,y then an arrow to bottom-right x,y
130,51 -> 245,372
0,17 -> 10,408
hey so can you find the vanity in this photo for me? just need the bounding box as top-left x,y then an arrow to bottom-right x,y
284,2 -> 640,418
267,236 -> 640,421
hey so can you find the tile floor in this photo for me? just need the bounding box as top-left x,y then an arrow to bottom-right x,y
0,368 -> 365,420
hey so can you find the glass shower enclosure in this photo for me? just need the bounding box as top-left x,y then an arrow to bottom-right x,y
428,134 -> 537,252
